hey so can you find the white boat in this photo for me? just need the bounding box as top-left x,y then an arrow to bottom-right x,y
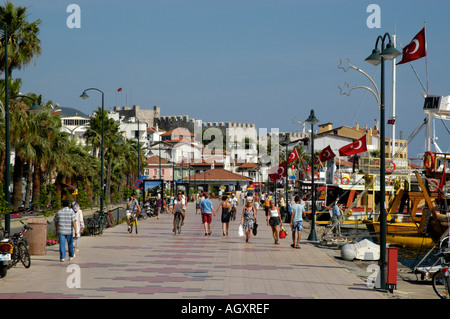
341,239 -> 380,261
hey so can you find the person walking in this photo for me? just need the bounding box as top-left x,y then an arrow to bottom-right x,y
267,199 -> 282,245
290,196 -> 305,249
264,194 -> 271,218
172,193 -> 185,233
155,193 -> 163,219
240,200 -> 257,243
200,193 -> 215,236
54,199 -> 77,262
71,202 -> 84,253
215,195 -> 232,236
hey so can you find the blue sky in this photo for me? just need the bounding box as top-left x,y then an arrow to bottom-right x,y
11,0 -> 450,158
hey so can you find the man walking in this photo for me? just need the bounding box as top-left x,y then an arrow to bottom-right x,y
54,199 -> 77,262
290,196 -> 305,249
200,193 -> 216,236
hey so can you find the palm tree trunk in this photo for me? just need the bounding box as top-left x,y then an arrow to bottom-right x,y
32,162 -> 41,207
24,162 -> 32,208
12,155 -> 24,211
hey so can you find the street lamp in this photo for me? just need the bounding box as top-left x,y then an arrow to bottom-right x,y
281,134 -> 290,215
306,109 -> 319,241
1,20 -> 11,234
80,88 -> 105,213
365,33 -> 401,290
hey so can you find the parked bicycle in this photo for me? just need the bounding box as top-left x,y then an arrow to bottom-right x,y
432,236 -> 450,299
84,210 -> 115,236
8,221 -> 32,269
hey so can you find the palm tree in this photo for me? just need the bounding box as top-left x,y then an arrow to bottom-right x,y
0,1 -> 41,76
0,77 -> 21,182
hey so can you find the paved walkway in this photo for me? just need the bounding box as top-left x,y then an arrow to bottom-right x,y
0,200 -> 386,299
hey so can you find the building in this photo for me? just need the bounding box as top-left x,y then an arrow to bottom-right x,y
183,168 -> 253,193
112,105 -> 160,128
144,155 -> 172,181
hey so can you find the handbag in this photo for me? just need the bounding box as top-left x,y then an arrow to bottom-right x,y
238,224 -> 244,237
279,226 -> 287,239
252,222 -> 258,236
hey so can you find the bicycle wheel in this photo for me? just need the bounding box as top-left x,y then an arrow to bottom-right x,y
432,269 -> 449,299
176,214 -> 182,234
18,242 -> 31,268
134,219 -> 138,234
129,218 -> 134,233
107,212 -> 115,227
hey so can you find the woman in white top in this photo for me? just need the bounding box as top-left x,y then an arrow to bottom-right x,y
267,199 -> 282,245
71,202 -> 84,252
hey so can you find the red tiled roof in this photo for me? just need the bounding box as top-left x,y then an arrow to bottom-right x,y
146,155 -> 169,165
238,162 -> 259,169
183,168 -> 252,182
161,127 -> 194,137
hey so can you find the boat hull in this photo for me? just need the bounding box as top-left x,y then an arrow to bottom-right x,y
363,220 -> 435,247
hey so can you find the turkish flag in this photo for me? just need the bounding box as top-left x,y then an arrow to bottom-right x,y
269,161 -> 287,181
397,28 -> 426,65
339,135 -> 367,156
319,145 -> 336,162
288,148 -> 299,163
117,88 -> 123,92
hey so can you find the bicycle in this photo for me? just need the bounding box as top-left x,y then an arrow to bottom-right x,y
93,210 -> 115,235
9,221 -> 32,269
129,212 -> 138,234
432,236 -> 450,299
174,211 -> 182,235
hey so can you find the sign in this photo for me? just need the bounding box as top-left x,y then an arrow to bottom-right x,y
134,180 -> 143,189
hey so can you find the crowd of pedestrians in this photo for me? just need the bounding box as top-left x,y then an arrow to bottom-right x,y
54,190 -> 307,262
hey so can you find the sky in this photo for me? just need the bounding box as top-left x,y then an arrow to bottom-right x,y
10,0 -> 450,159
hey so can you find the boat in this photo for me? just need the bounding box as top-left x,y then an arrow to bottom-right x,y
341,239 -> 380,261
362,171 -> 449,247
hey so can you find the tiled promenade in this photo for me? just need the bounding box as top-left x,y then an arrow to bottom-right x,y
0,200 -> 386,299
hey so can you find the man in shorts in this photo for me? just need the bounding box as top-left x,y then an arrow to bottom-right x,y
126,192 -> 141,232
200,193 -> 216,236
290,196 -> 305,249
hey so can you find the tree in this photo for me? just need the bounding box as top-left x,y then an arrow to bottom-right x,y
0,1 -> 41,76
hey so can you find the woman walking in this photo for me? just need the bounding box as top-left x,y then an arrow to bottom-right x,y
215,195 -> 232,236
240,200 -> 257,243
267,199 -> 282,245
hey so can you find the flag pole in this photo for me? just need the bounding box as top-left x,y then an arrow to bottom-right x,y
391,33 -> 397,159
424,21 -> 429,94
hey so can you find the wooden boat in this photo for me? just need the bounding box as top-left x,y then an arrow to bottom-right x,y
363,172 -> 448,247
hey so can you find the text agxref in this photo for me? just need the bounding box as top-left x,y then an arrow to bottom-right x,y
181,303 -> 270,316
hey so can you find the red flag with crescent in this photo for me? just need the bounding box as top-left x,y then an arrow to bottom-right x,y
318,145 -> 336,162
269,161 -> 287,181
397,27 -> 426,65
288,148 -> 299,163
339,135 -> 367,156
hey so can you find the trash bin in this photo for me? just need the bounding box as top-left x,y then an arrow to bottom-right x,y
25,217 -> 47,255
386,246 -> 399,292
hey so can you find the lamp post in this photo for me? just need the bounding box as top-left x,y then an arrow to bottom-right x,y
365,33 -> 402,290
1,20 -> 10,234
80,88 -> 105,213
306,109 -> 319,241
281,135 -> 290,213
